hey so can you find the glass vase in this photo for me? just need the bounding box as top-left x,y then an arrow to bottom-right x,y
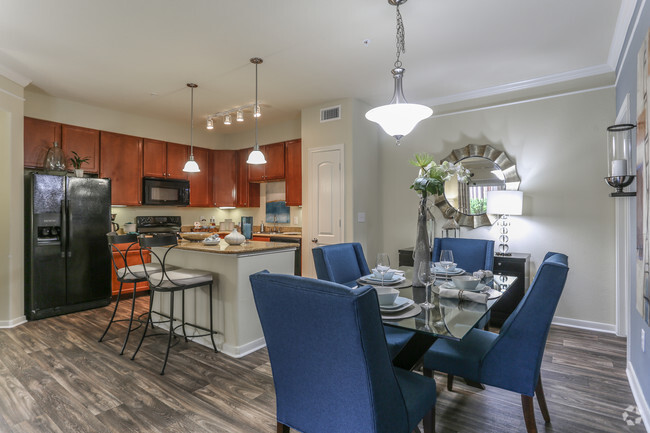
43,141 -> 67,174
412,194 -> 433,287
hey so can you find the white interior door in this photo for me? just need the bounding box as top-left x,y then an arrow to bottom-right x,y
308,145 -> 344,269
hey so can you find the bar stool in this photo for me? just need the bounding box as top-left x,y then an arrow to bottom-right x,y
100,233 -> 166,354
131,233 -> 218,375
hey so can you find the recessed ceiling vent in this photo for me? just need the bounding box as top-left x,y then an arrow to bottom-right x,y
320,105 -> 341,123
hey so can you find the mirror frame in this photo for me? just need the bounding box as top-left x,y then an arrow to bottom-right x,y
434,144 -> 520,228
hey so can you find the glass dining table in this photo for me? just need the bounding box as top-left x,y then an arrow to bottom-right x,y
359,267 -> 517,370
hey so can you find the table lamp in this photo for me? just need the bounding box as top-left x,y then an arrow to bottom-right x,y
487,190 -> 524,256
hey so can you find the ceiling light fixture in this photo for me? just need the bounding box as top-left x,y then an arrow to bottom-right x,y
224,114 -> 232,125
236,110 -> 244,122
247,57 -> 267,165
253,105 -> 261,118
183,83 -> 200,173
365,0 -> 432,145
206,117 -> 214,130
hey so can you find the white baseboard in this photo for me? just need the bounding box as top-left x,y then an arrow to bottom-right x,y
0,316 -> 27,328
551,316 -> 617,334
627,362 -> 650,432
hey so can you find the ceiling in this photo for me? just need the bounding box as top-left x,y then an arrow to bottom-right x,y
0,0 -> 628,134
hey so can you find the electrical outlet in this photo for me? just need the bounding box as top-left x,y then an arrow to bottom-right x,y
642,329 -> 646,353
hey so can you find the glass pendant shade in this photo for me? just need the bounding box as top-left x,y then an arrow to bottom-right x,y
236,110 -> 244,122
253,105 -> 261,117
206,118 -> 214,130
365,68 -> 432,144
246,147 -> 267,164
224,114 -> 232,125
44,141 -> 67,173
183,155 -> 200,172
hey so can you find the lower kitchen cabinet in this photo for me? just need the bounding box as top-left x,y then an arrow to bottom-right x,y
111,246 -> 151,296
491,253 -> 530,327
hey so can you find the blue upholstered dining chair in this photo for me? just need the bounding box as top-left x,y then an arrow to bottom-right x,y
249,271 -> 437,433
432,237 -> 495,272
312,242 -> 414,359
422,253 -> 569,433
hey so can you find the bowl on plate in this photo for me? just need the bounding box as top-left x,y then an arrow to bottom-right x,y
179,232 -> 212,242
451,275 -> 481,291
435,262 -> 458,272
372,269 -> 395,280
375,287 -> 399,306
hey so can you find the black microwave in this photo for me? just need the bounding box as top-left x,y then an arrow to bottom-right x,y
142,177 -> 190,206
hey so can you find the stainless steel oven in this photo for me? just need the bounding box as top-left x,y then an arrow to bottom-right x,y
142,177 -> 189,206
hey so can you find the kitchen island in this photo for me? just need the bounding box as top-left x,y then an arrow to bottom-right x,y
151,240 -> 296,358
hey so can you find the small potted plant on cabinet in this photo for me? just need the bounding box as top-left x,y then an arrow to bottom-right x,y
70,151 -> 90,177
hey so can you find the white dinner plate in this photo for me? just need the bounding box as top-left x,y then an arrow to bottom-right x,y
380,297 -> 414,312
360,274 -> 406,284
433,264 -> 465,275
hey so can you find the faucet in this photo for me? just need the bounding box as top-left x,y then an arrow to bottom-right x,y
273,215 -> 278,233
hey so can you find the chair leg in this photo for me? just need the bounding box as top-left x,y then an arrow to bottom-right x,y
208,283 -> 217,352
521,394 -> 538,433
161,291 -> 175,375
99,281 -> 123,342
422,406 -> 435,433
535,375 -> 551,423
422,367 -> 433,378
447,373 -> 454,391
276,421 -> 290,433
181,290 -> 188,342
131,291 -> 154,361
119,282 -> 138,355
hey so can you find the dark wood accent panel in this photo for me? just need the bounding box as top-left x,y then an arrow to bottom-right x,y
24,117 -> 61,169
61,124 -> 100,174
142,138 -> 167,178
166,142 -> 189,180
189,146 -> 210,207
284,139 -> 302,206
236,148 -> 260,207
100,131 -> 143,206
211,149 -> 237,207
247,141 -> 285,182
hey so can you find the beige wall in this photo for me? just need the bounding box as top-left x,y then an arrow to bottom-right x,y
221,117 -> 301,150
0,75 -> 25,325
379,87 -> 616,326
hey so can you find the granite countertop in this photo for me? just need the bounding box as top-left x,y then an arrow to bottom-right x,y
252,232 -> 302,239
175,240 -> 298,254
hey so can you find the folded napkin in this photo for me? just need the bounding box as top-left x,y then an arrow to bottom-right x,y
472,270 -> 493,280
438,287 -> 489,304
439,297 -> 487,313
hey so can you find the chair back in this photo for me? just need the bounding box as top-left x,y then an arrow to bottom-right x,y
312,242 -> 370,287
138,234 -> 178,287
481,253 -> 569,396
107,233 -> 141,281
432,238 -> 495,272
249,272 -> 410,433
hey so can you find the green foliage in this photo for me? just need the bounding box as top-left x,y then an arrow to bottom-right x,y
470,198 -> 487,214
410,153 -> 470,197
70,151 -> 90,169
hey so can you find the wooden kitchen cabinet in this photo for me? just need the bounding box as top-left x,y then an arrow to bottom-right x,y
284,139 -> 302,206
236,148 -> 260,207
188,146 -> 210,207
143,139 -> 188,180
211,149 -> 237,207
24,117 -> 62,169
252,235 -> 271,242
100,131 -> 143,206
248,141 -> 285,182
111,245 -> 151,296
61,124 -> 100,173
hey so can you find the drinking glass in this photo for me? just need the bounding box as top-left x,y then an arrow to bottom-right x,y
439,250 -> 455,272
418,260 -> 436,309
376,253 -> 391,286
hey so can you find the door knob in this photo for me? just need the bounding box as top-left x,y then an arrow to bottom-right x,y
311,238 -> 318,243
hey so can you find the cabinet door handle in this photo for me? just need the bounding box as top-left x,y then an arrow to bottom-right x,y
312,238 -> 318,243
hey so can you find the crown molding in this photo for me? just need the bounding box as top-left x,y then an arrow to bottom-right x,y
427,64 -> 614,108
608,0 -> 639,69
0,63 -> 31,88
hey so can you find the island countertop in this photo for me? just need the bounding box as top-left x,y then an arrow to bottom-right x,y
175,239 -> 297,254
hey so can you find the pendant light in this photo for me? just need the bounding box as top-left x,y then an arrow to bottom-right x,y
183,83 -> 200,172
247,57 -> 267,165
365,0 -> 432,145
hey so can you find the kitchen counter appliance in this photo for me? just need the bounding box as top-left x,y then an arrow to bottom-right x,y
25,173 -> 112,320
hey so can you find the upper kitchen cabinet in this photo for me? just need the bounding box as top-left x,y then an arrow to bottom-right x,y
211,149 -> 237,207
188,146 -> 210,207
61,124 -> 100,173
248,141 -> 285,182
100,131 -> 143,206
237,148 -> 260,207
284,139 -> 302,206
143,139 -> 188,180
24,117 -> 61,169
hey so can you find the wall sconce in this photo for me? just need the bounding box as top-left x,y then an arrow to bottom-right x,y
605,123 -> 636,197
486,190 -> 523,256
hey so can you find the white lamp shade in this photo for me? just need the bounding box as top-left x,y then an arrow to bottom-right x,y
486,190 -> 523,215
182,157 -> 200,173
246,149 -> 267,164
365,103 -> 432,139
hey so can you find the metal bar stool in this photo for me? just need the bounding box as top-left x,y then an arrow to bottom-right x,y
100,233 -> 164,354
131,233 -> 218,375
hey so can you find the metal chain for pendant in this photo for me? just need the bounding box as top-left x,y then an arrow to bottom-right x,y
394,3 -> 405,68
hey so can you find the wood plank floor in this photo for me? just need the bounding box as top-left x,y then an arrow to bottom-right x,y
0,296 -> 645,433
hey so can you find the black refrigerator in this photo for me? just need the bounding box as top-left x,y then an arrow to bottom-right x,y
25,173 -> 112,320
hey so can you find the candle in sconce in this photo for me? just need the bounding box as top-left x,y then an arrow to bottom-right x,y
611,159 -> 627,177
